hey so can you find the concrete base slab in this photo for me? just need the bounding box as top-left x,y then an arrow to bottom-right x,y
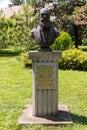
19,104 -> 73,125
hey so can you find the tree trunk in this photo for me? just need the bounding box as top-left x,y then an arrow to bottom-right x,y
73,24 -> 79,48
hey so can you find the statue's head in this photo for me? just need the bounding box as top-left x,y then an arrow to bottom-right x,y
39,8 -> 50,28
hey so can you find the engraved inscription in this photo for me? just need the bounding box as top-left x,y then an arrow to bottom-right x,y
35,63 -> 55,88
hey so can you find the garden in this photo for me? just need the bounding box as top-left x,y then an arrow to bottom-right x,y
0,48 -> 87,130
0,1 -> 87,130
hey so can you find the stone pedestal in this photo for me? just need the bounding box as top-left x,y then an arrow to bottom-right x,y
29,51 -> 62,117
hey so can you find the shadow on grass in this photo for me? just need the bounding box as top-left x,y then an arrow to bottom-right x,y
70,113 -> 87,125
0,49 -> 21,57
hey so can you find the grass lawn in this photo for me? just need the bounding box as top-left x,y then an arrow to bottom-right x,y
0,50 -> 87,130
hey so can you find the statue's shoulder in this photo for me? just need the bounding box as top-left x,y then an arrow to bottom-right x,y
30,27 -> 38,38
35,25 -> 40,31
30,28 -> 35,33
32,25 -> 40,32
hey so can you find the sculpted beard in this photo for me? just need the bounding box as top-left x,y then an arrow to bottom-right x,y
40,18 -> 51,28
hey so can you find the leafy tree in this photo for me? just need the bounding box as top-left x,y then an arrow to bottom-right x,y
52,0 -> 86,48
0,1 -> 86,50
71,4 -> 87,47
72,4 -> 87,26
30,0 -> 86,48
0,17 -> 13,49
6,3 -> 38,51
12,4 -> 38,51
10,0 -> 24,5
0,3 -> 38,51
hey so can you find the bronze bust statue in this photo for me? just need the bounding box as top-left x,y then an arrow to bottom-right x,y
30,8 -> 59,51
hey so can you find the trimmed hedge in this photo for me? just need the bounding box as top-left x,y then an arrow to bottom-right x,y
59,49 -> 87,70
51,31 -> 74,51
19,51 -> 32,68
20,49 -> 87,71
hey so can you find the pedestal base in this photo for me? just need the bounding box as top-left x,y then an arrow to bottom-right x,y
19,105 -> 73,125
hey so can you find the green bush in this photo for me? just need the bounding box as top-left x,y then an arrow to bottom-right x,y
19,51 -> 32,67
20,49 -> 87,71
0,17 -> 14,49
51,31 -> 74,51
0,4 -> 39,51
59,49 -> 87,70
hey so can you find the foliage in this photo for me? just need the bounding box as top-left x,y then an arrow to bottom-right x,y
11,4 -> 39,51
31,0 -> 86,48
82,39 -> 87,46
20,48 -> 87,71
71,4 -> 87,47
0,17 -> 13,29
59,49 -> 87,70
7,24 -> 38,51
0,17 -> 14,49
0,2 -> 86,50
21,3 -> 39,29
72,4 -> 87,26
0,4 -> 39,51
10,0 -> 24,5
54,1 -> 86,48
19,51 -> 32,67
51,31 -> 74,51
